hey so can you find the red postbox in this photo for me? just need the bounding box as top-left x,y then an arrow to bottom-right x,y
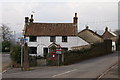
52,51 -> 56,60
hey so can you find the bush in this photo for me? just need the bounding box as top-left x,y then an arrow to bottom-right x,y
2,41 -> 11,52
10,44 -> 21,64
64,40 -> 112,65
64,48 -> 91,65
29,55 -> 37,67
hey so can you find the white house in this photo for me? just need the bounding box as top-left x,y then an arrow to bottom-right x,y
24,13 -> 88,57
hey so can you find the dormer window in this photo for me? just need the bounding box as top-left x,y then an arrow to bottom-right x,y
29,36 -> 37,42
62,36 -> 67,42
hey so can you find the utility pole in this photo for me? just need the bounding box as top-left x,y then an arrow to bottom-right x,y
21,44 -> 23,70
13,31 -> 16,42
20,37 -> 24,70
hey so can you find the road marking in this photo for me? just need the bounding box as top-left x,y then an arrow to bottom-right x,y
2,70 -> 7,73
52,69 -> 77,77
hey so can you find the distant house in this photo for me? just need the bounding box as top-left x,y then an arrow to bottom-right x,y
102,27 -> 118,51
77,26 -> 103,44
24,13 -> 88,57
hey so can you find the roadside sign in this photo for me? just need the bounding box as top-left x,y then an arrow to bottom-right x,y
19,38 -> 28,45
56,50 -> 62,54
56,45 -> 62,54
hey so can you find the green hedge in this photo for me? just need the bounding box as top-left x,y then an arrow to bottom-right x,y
2,41 -> 11,52
64,40 -> 112,65
10,44 -> 21,64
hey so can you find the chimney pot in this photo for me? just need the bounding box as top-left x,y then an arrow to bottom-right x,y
30,14 -> 34,23
105,27 -> 108,31
86,26 -> 89,29
75,13 -> 77,17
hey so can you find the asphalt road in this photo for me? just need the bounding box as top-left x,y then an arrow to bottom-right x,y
2,53 -> 11,70
2,52 -> 118,78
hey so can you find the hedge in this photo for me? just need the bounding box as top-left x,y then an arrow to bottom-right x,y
10,44 -> 21,67
64,40 -> 112,65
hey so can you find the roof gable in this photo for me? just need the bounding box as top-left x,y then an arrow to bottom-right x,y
102,30 -> 117,39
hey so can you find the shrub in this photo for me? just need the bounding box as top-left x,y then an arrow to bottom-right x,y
2,41 -> 11,52
64,40 -> 112,65
29,55 -> 37,67
10,44 -> 21,64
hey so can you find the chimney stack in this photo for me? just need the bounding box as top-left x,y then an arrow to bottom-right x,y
25,17 -> 29,23
29,14 -> 34,23
73,13 -> 78,35
105,27 -> 108,31
86,25 -> 89,29
73,13 -> 78,24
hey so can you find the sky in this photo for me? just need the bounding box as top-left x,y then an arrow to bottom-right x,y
0,0 -> 119,35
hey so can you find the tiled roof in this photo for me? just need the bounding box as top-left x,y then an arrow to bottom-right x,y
102,30 -> 118,41
78,29 -> 103,44
24,23 -> 76,36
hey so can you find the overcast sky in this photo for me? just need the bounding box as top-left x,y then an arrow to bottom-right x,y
0,0 -> 118,34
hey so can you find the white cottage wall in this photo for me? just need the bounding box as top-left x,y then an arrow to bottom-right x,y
26,36 -> 88,57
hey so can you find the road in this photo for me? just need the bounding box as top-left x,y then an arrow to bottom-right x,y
2,53 -> 11,71
2,52 -> 118,78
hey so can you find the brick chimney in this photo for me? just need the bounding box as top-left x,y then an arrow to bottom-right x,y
73,13 -> 78,35
25,17 -> 29,23
73,13 -> 78,24
24,17 -> 29,37
29,14 -> 34,23
105,27 -> 108,31
86,25 -> 89,29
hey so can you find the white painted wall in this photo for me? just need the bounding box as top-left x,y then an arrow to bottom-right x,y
112,42 -> 116,51
26,36 -> 88,56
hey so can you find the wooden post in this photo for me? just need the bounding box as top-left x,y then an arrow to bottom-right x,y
23,43 -> 29,71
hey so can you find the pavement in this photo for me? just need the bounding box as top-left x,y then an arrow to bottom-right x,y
97,51 -> 120,80
2,52 -> 118,78
98,63 -> 119,80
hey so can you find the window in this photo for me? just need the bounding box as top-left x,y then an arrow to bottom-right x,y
50,36 -> 56,42
29,47 -> 37,54
43,48 -> 48,58
29,36 -> 37,42
62,36 -> 67,42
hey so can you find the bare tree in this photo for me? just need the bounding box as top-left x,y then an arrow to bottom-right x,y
1,24 -> 11,41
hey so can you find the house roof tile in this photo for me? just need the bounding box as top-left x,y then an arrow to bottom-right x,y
24,23 -> 76,36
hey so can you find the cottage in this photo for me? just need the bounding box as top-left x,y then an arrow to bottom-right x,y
77,26 -> 103,44
102,27 -> 118,51
24,13 -> 88,57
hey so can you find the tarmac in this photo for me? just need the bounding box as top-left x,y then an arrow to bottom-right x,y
2,53 -> 120,79
98,63 -> 119,80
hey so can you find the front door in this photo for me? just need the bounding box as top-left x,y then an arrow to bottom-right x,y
43,48 -> 48,58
